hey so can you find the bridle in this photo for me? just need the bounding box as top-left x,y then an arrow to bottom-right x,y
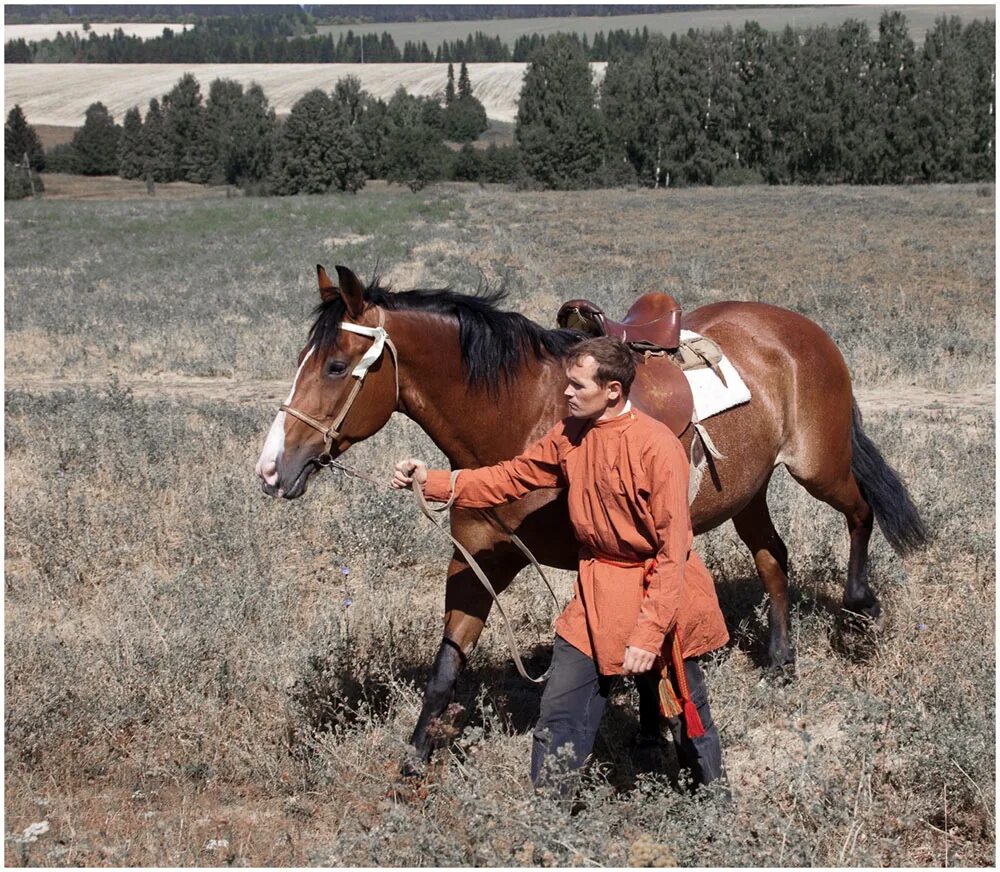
279,307 -> 399,465
275,305 -> 558,684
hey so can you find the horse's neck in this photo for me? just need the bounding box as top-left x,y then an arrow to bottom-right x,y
394,314 -> 567,468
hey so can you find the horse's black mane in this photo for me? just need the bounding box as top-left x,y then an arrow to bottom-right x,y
309,277 -> 583,393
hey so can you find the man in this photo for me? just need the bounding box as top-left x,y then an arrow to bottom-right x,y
391,337 -> 729,792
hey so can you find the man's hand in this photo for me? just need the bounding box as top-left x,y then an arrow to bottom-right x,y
391,458 -> 428,490
622,645 -> 657,675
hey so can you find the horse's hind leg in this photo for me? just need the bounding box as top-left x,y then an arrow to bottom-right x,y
732,486 -> 795,669
792,467 -> 877,619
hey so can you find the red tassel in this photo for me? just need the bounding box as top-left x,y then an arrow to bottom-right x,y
683,699 -> 706,738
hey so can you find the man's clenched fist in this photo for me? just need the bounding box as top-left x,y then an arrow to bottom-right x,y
391,458 -> 428,490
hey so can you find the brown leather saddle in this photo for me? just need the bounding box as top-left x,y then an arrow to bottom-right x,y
558,292 -> 693,436
558,293 -> 682,350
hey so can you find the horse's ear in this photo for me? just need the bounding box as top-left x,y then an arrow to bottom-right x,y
317,264 -> 339,303
335,265 -> 366,319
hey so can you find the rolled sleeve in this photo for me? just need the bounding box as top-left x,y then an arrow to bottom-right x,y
421,422 -> 567,509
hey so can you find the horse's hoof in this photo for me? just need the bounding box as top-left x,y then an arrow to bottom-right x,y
399,753 -> 426,781
843,595 -> 882,622
386,776 -> 428,804
840,603 -> 883,632
767,646 -> 796,679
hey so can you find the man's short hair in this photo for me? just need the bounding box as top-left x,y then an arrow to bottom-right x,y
568,337 -> 637,396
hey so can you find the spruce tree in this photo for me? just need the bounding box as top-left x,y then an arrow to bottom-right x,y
5,105 -> 45,171
516,33 -> 606,188
140,98 -> 173,182
163,73 -> 214,183
229,84 -> 277,184
71,103 -> 121,175
445,63 -> 456,105
458,62 -> 472,99
204,77 -> 246,184
117,106 -> 145,179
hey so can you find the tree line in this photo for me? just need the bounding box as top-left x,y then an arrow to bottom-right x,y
6,13 -> 993,199
5,62 -> 504,198
6,17 -> 660,63
522,14 -> 994,188
4,6 -> 698,25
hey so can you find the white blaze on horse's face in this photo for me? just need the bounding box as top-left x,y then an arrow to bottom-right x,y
255,345 -> 315,488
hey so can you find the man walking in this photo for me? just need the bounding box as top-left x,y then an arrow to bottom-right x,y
391,337 -> 729,792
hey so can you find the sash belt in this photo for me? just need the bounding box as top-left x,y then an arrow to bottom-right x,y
586,549 -> 706,739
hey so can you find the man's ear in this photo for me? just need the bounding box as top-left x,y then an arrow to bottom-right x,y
607,380 -> 624,402
317,264 -> 339,303
335,265 -> 366,320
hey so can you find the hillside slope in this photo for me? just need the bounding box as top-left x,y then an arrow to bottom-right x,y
4,62 -> 596,125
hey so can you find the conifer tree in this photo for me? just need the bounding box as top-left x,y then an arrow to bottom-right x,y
516,33 -> 606,188
71,102 -> 121,175
117,106 -> 145,179
458,62 -> 472,99
204,77 -> 245,183
271,88 -> 365,194
139,98 -> 173,182
229,84 -> 277,184
5,105 -> 45,171
445,63 -> 456,105
163,73 -> 214,183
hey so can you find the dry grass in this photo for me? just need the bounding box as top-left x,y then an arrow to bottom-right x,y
4,182 -> 995,866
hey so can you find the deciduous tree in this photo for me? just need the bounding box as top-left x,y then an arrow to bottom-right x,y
516,34 -> 606,188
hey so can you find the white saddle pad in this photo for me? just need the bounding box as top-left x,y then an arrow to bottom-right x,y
680,329 -> 751,421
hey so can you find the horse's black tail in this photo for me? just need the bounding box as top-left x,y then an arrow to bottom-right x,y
851,398 -> 928,556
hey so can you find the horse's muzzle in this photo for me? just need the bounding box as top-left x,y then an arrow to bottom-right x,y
259,458 -> 317,500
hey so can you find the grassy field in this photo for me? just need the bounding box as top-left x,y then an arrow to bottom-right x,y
4,180 -> 995,866
312,5 -> 995,49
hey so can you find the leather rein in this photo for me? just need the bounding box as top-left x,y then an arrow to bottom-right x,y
277,308 -> 558,685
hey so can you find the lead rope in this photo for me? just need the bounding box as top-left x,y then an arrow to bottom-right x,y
329,461 -> 557,685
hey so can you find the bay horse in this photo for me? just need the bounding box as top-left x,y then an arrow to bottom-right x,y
255,264 -> 926,772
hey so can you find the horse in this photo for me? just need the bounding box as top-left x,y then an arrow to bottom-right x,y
255,264 -> 926,773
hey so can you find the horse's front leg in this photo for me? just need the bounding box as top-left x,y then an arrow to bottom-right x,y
402,550 -> 522,777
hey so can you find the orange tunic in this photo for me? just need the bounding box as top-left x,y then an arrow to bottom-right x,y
423,407 -> 729,675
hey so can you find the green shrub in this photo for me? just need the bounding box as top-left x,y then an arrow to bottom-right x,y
5,159 -> 36,199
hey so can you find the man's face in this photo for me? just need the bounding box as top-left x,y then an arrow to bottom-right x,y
565,355 -> 622,419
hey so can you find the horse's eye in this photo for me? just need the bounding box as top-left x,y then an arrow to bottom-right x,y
326,360 -> 348,377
